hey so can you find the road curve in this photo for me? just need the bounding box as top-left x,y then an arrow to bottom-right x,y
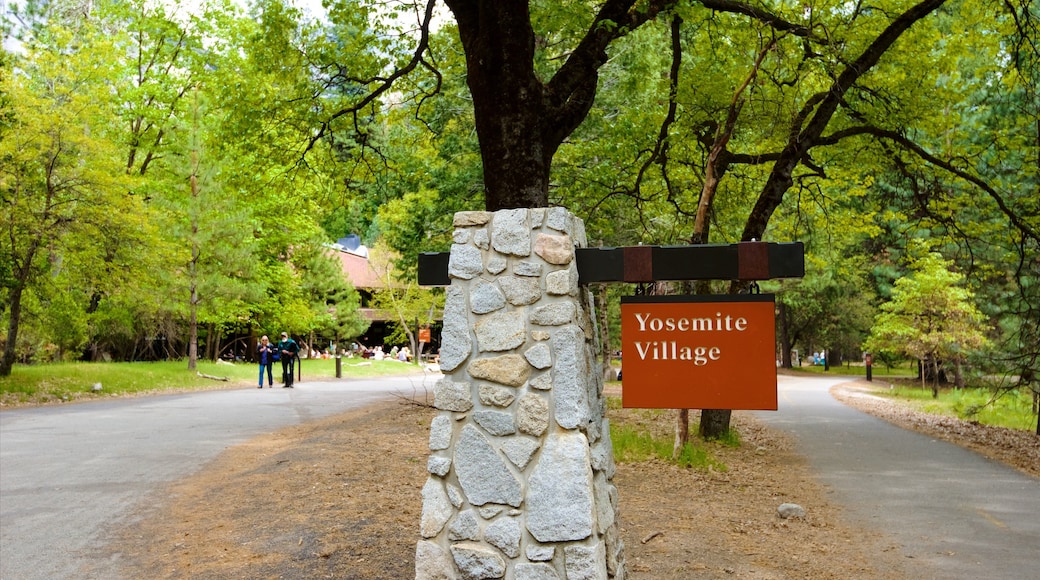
0,372 -> 441,580
754,374 -> 1040,580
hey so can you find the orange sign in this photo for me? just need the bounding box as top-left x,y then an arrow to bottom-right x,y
620,295 -> 777,410
419,327 -> 431,344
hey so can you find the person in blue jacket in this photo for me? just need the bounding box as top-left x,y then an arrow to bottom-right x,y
257,335 -> 276,388
278,332 -> 300,388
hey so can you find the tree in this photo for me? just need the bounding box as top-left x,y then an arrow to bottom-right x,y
101,0 -> 210,178
175,85 -> 264,369
158,0 -> 1029,443
313,0 -> 1033,440
0,20 -> 139,375
115,0 -> 369,366
866,251 -> 989,397
443,0 -> 950,438
4,0 -> 1033,438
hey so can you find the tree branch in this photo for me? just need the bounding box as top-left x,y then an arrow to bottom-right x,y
739,0 -> 948,243
304,0 -> 439,156
824,125 -> 1040,243
629,14 -> 684,211
545,0 -> 817,140
696,0 -> 816,38
693,34 -> 776,243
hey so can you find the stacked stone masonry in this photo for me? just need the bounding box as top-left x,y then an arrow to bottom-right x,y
417,208 -> 625,580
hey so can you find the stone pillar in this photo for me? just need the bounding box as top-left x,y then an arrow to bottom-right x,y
416,208 -> 625,580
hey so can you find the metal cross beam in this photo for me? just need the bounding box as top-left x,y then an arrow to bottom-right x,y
418,241 -> 804,286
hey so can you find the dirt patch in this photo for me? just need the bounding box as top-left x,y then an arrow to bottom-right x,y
103,390 -> 946,579
611,412 -> 912,579
104,401 -> 428,579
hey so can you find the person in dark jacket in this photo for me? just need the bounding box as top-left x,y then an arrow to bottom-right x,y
257,335 -> 276,388
278,332 -> 300,387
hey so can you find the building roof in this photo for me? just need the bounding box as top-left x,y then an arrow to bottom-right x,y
335,249 -> 386,290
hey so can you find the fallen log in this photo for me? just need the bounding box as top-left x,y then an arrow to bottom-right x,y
196,371 -> 229,382
641,531 -> 663,544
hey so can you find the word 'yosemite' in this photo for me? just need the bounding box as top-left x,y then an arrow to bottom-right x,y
633,312 -> 749,333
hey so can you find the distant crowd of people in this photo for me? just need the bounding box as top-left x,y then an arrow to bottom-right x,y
353,343 -> 412,362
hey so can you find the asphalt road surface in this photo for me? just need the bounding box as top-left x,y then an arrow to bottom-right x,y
0,372 -> 441,580
755,374 -> 1040,580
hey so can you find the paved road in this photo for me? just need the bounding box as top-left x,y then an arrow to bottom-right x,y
755,374 -> 1040,580
0,372 -> 441,580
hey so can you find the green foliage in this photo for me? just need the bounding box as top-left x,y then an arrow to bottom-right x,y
0,0 -> 380,370
366,242 -> 444,351
866,251 -> 990,371
0,14 -> 141,374
38,288 -> 89,360
773,257 -> 876,364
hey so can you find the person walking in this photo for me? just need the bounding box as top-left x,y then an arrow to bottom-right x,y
257,335 -> 276,388
277,332 -> 300,388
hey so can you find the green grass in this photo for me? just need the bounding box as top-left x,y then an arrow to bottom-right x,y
0,358 -> 426,406
793,363 -> 1036,431
610,423 -> 728,470
607,397 -> 730,470
792,361 -> 916,377
709,427 -> 742,447
875,382 -> 1037,431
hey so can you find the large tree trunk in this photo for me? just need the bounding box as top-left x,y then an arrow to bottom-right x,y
699,409 -> 732,440
445,0 -> 648,210
448,2 -> 554,209
0,285 -> 25,377
778,302 -> 792,368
